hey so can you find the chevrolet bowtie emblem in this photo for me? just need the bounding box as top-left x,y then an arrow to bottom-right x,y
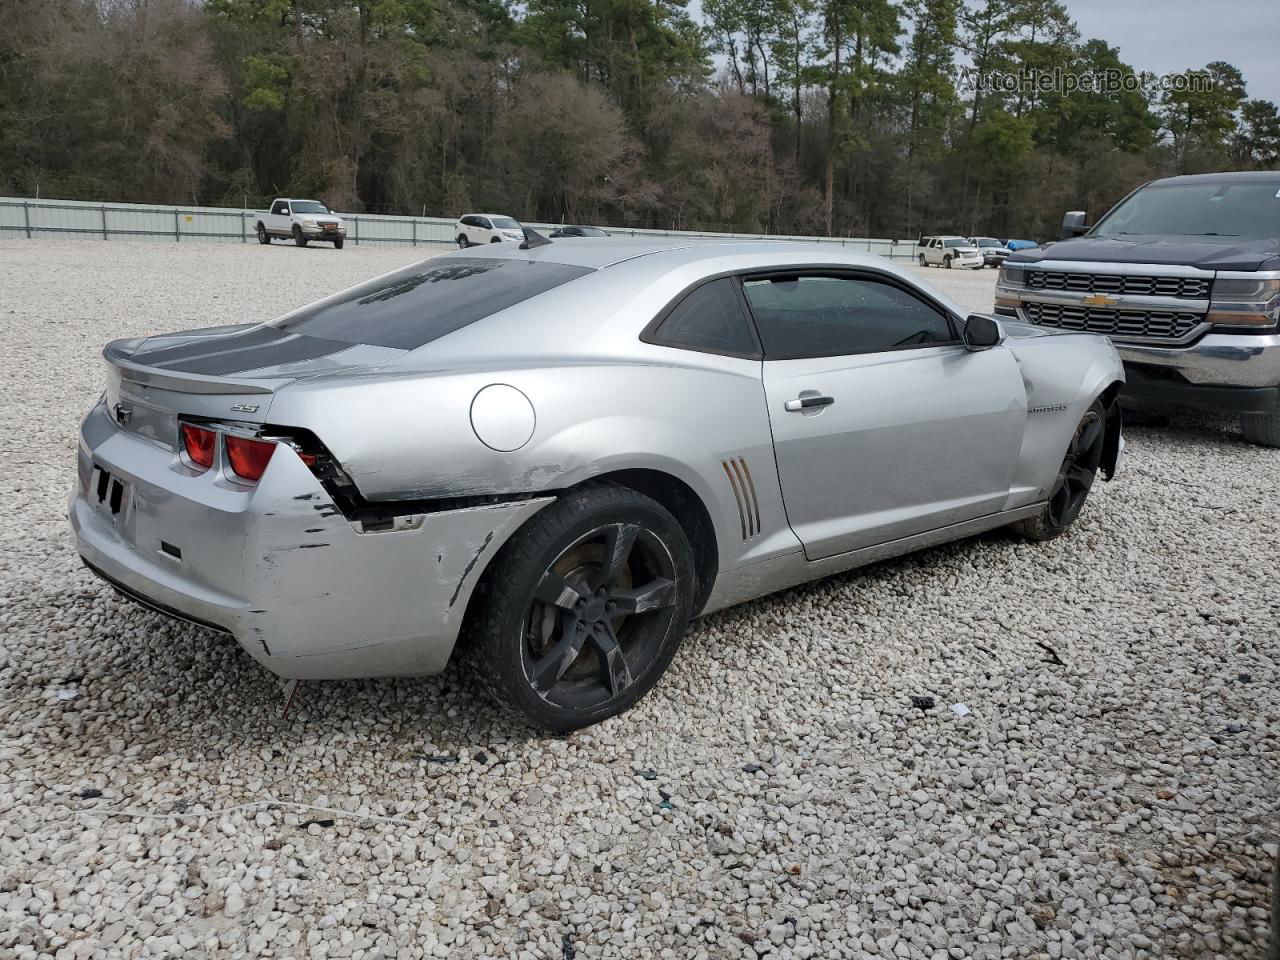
1082,293 -> 1119,307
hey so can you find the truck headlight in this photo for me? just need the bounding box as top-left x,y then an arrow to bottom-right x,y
302,219 -> 318,228
997,265 -> 1026,287
995,265 -> 1025,311
1206,278 -> 1280,327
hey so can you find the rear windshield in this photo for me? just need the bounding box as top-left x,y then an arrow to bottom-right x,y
1093,180 -> 1280,239
270,257 -> 592,349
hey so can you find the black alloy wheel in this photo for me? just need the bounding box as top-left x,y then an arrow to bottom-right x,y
1018,399 -> 1107,541
466,485 -> 695,731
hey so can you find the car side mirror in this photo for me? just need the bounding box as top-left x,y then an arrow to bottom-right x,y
963,314 -> 1002,351
1059,210 -> 1088,241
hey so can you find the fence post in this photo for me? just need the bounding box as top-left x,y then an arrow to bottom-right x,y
412,220 -> 417,247
174,209 -> 181,243
241,210 -> 246,243
354,216 -> 360,245
22,201 -> 32,239
101,205 -> 108,240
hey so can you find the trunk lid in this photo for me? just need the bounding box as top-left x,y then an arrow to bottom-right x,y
103,324 -> 404,449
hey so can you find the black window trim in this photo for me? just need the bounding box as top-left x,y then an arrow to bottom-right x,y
639,272 -> 765,361
736,266 -> 964,361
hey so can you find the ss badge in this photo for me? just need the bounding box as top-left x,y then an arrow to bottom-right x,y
230,403 -> 260,414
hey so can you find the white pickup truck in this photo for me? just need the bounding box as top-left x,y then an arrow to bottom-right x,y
255,199 -> 347,249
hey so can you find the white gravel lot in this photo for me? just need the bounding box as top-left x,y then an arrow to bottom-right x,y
1,240 -> 1278,960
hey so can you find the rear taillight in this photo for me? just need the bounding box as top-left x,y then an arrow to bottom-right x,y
225,435 -> 276,482
180,423 -> 217,470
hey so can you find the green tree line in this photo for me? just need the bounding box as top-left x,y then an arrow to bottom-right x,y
2,0 -> 1277,239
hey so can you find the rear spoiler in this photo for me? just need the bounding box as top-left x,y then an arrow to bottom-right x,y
104,341 -> 279,395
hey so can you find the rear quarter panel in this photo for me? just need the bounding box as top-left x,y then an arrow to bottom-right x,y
268,355 -> 797,574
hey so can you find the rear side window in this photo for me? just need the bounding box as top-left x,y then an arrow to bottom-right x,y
742,274 -> 955,359
272,257 -> 592,349
648,278 -> 760,358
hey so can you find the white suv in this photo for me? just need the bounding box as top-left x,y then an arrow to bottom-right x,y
917,236 -> 983,269
455,214 -> 524,248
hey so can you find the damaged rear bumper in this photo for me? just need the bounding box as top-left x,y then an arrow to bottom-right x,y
70,402 -> 551,679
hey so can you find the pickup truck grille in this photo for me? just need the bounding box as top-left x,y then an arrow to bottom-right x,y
1024,270 -> 1210,300
1023,301 -> 1201,341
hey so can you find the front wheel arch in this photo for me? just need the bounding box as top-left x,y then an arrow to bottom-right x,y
1098,380 -> 1125,480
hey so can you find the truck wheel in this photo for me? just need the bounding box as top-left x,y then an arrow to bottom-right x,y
490,236 -> 502,243
1241,412 -> 1280,448
257,224 -> 270,245
464,484 -> 697,732
1016,400 -> 1106,542
944,255 -> 953,269
456,235 -> 470,249
918,254 -> 927,267
333,237 -> 344,250
292,226 -> 308,248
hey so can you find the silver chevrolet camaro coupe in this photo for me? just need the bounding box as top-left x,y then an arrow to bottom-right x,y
72,236 -> 1125,731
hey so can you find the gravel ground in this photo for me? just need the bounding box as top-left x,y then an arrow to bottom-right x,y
1,240 -> 1278,960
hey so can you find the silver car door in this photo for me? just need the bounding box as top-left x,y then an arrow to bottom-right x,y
744,271 -> 1026,561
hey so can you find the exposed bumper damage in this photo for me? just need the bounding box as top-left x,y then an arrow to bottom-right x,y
70,401 -> 552,679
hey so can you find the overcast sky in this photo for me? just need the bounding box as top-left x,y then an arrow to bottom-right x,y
1062,0 -> 1278,103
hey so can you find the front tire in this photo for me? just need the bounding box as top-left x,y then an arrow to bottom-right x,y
457,234 -> 470,249
1241,412 -> 1280,447
1017,400 -> 1106,541
918,254 -> 927,267
257,224 -> 270,245
292,226 -> 308,248
944,255 -> 953,269
333,237 -> 344,250
465,485 -> 696,732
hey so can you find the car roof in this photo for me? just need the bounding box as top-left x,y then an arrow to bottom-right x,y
1149,171 -> 1280,187
460,213 -> 519,219
432,236 -> 903,271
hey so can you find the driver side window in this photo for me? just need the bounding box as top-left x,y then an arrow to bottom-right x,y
741,274 -> 956,360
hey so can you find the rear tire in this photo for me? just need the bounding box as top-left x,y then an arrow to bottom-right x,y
1241,412 -> 1280,447
257,224 -> 270,245
1017,400 -> 1106,542
292,226 -> 308,248
464,485 -> 696,732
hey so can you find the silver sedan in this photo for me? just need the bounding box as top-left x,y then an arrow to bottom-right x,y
71,238 -> 1125,731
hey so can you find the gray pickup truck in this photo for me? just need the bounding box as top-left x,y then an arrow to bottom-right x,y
995,171 -> 1280,446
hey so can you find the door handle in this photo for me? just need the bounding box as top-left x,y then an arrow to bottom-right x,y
784,394 -> 835,412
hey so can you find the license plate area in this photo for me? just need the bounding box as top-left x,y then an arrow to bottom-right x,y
92,466 -> 130,520
322,223 -> 337,233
